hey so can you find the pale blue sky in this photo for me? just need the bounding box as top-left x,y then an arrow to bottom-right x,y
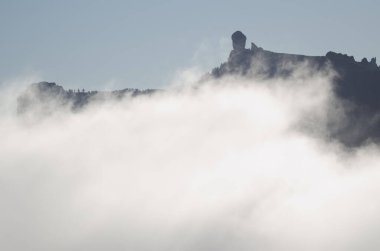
1,0 -> 379,89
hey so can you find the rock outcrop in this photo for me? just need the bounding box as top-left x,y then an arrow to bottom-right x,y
212,31 -> 380,146
213,32 -> 380,107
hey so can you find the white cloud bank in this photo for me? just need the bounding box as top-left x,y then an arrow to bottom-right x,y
1,69 -> 380,251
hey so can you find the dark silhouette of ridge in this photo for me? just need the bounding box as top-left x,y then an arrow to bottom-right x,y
211,31 -> 380,146
17,31 -> 380,146
17,81 -> 157,114
212,31 -> 380,111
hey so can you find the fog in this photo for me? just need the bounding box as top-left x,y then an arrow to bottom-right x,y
1,68 -> 380,251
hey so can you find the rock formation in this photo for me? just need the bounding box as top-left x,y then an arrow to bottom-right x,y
213,31 -> 380,112
228,31 -> 254,74
212,31 -> 380,146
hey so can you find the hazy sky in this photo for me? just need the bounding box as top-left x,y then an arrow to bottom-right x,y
1,0 -> 379,89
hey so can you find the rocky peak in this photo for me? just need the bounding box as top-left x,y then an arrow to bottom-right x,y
231,31 -> 247,51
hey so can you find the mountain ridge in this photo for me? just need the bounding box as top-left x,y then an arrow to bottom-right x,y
212,31 -> 380,110
16,31 -> 380,146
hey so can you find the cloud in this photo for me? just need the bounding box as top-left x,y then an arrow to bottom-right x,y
1,68 -> 380,251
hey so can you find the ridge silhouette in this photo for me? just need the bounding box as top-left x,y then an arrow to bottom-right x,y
17,31 -> 380,146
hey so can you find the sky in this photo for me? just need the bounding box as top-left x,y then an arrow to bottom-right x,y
0,0 -> 379,90
2,2 -> 380,249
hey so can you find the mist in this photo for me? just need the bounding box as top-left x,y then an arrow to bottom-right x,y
1,68 -> 380,251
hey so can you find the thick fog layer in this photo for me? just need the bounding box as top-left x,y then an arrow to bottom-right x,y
1,70 -> 380,251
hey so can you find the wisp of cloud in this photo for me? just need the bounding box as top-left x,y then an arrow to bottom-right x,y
1,68 -> 380,251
